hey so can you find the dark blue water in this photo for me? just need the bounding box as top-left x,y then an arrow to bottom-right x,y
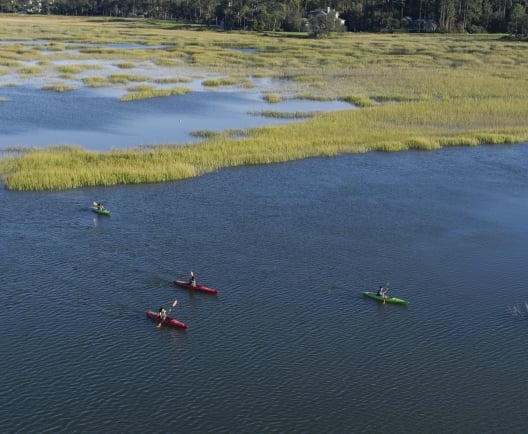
1,144 -> 528,433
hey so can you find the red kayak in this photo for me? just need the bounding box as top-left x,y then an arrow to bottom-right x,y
146,310 -> 187,329
174,279 -> 218,295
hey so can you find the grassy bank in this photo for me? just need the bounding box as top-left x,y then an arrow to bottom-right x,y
1,15 -> 528,190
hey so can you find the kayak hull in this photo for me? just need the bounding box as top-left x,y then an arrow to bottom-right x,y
362,291 -> 408,305
174,279 -> 218,295
146,310 -> 187,329
91,206 -> 111,216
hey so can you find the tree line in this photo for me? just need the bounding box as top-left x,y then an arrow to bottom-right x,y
2,0 -> 527,37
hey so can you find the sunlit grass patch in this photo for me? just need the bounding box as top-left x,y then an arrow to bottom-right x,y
296,94 -> 334,101
153,76 -> 192,84
262,94 -> 283,103
248,110 -> 314,119
42,83 -> 77,92
202,76 -> 251,87
109,73 -> 149,84
116,62 -> 136,69
56,65 -> 87,75
0,59 -> 20,67
190,130 -> 221,139
126,84 -> 156,92
151,57 -> 181,66
340,95 -> 375,107
82,76 -> 111,87
43,42 -> 66,51
0,145 -> 198,191
19,66 -> 43,75
290,75 -> 323,83
120,86 -> 192,101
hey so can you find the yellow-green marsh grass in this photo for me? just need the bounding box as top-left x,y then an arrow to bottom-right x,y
42,83 -> 77,92
109,73 -> 149,84
120,86 -> 192,101
18,65 -> 43,75
262,94 -> 284,103
82,76 -> 111,87
202,76 -> 253,88
116,62 -> 137,69
249,110 -> 314,119
340,95 -> 376,108
1,16 -> 528,190
154,77 -> 192,84
55,65 -> 90,75
0,146 -> 198,191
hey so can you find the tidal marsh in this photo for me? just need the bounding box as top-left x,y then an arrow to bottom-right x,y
1,15 -> 528,190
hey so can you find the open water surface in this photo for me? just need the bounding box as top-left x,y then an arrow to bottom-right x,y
0,85 -> 351,150
1,144 -> 528,433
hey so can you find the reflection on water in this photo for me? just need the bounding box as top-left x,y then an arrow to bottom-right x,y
0,85 -> 352,150
0,39 -> 353,150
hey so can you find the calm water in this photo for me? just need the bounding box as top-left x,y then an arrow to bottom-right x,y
0,86 -> 351,150
1,144 -> 528,433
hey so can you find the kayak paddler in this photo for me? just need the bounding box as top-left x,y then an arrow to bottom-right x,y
189,271 -> 196,287
159,307 -> 168,320
376,285 -> 388,298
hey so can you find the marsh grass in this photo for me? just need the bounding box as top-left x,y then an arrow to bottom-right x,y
109,73 -> 149,84
262,94 -> 283,103
248,110 -> 314,119
120,86 -> 191,101
42,83 -> 77,92
116,62 -> 136,69
19,66 -> 42,75
151,57 -> 182,66
202,76 -> 252,88
154,76 -> 192,84
189,130 -> 221,139
82,76 -> 111,87
1,16 -> 528,190
340,95 -> 375,108
56,65 -> 86,75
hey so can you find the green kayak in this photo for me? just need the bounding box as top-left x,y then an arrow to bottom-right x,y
91,206 -> 111,216
362,291 -> 408,305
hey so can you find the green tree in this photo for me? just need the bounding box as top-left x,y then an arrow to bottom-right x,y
509,2 -> 527,35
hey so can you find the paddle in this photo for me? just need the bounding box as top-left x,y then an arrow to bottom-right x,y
157,299 -> 178,328
382,282 -> 390,304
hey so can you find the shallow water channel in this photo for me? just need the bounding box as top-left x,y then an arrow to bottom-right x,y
0,84 -> 351,150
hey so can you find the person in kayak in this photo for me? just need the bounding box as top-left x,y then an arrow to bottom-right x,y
189,271 -> 196,287
377,285 -> 388,298
159,307 -> 168,320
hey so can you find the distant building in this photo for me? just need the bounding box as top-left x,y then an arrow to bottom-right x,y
308,7 -> 346,27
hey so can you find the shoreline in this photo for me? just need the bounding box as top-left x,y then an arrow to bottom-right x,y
1,16 -> 528,190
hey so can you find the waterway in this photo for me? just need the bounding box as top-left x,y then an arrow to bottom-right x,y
1,144 -> 528,433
